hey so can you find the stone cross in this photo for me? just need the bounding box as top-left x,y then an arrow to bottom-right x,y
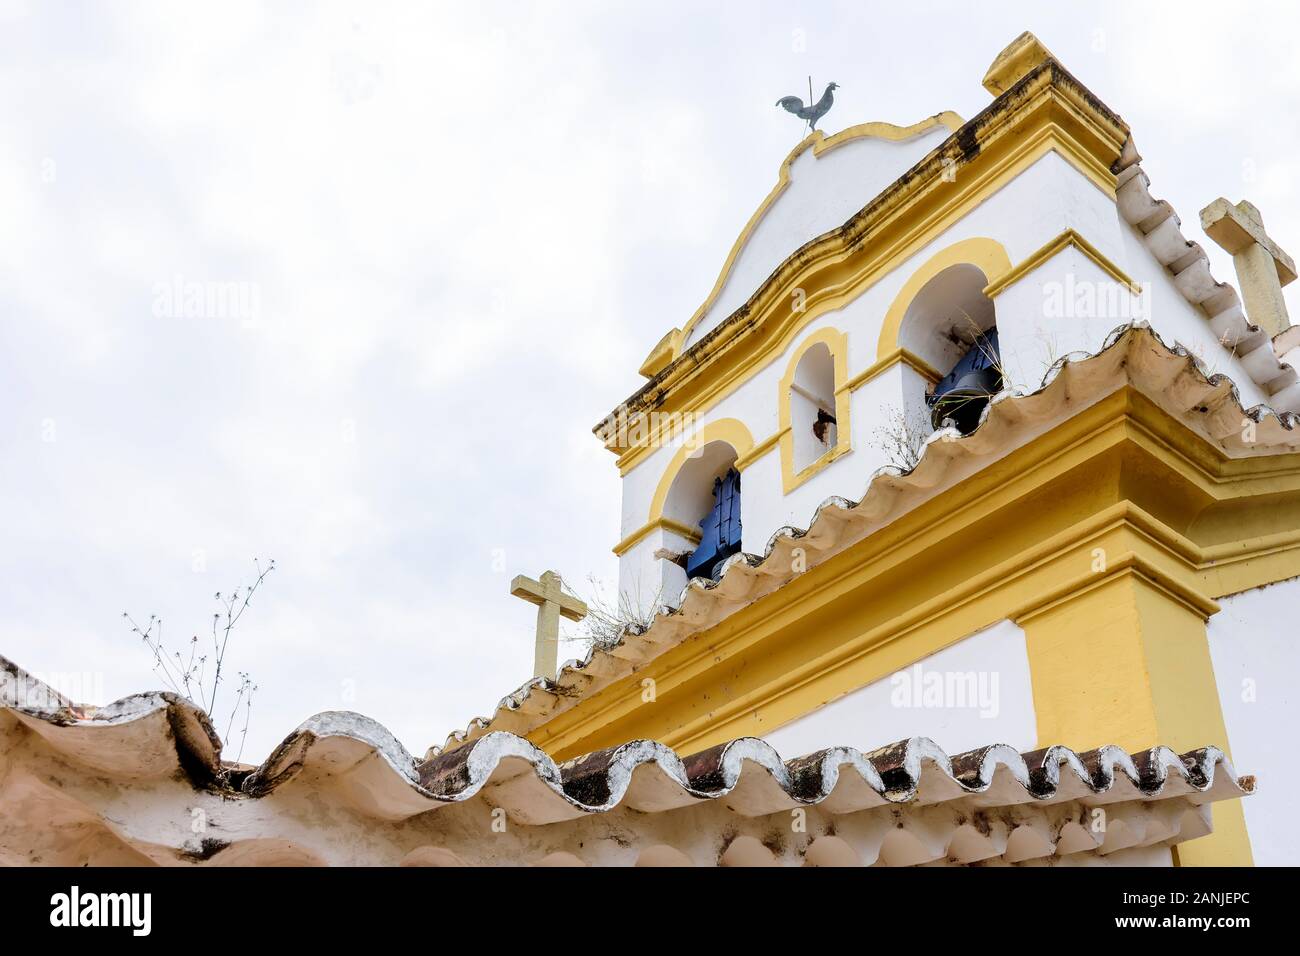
1200,198 -> 1296,337
510,570 -> 587,680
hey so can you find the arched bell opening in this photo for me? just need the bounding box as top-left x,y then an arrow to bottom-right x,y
899,262 -> 1001,435
663,439 -> 742,581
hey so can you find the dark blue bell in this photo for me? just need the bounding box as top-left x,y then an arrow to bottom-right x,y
927,330 -> 1002,433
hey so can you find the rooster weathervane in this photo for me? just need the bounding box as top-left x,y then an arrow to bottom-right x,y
777,77 -> 838,135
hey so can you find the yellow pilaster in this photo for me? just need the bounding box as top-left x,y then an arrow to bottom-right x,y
1020,569 -> 1253,866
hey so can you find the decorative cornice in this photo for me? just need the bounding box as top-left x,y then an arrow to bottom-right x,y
612,516 -> 701,557
984,228 -> 1140,298
842,347 -> 943,392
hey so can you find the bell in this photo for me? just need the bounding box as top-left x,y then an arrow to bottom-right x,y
949,366 -> 1001,397
929,366 -> 1001,433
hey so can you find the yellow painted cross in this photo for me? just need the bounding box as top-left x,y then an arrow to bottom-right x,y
510,570 -> 587,680
1201,198 -> 1296,337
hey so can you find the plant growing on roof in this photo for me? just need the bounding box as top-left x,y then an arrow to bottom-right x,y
123,557 -> 273,763
566,573 -> 664,652
870,403 -> 933,472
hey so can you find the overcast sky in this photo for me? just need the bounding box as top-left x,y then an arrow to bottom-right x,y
3,1 -> 1298,761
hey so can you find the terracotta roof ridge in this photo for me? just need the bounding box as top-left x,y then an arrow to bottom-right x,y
0,683 -> 1256,821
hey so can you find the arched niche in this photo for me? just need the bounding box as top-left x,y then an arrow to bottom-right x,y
904,263 -> 1001,434
642,418 -> 753,584
778,327 -> 851,492
666,439 -> 743,580
790,343 -> 837,472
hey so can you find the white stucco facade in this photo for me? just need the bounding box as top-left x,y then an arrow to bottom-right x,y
1207,576 -> 1300,866
762,618 -> 1037,758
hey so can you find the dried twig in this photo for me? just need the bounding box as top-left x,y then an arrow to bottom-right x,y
870,403 -> 932,471
565,574 -> 663,651
207,557 -> 274,716
123,558 -> 274,757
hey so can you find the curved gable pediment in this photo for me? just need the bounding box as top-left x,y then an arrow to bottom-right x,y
678,114 -> 963,355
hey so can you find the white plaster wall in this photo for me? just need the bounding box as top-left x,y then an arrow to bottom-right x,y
996,246 -> 1144,391
759,362 -> 907,532
996,225 -> 1271,409
617,149 -> 1273,609
623,159 -> 1068,512
615,348 -> 781,546
686,125 -> 952,348
617,529 -> 690,612
739,444 -> 782,543
762,619 -> 1037,757
1206,577 -> 1300,866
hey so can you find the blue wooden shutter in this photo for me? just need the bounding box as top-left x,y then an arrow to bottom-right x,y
686,468 -> 742,579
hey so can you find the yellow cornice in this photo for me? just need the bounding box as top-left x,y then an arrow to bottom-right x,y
637,328 -> 683,379
599,61 -> 1130,469
541,389 -> 1300,764
983,31 -> 1057,95
612,517 -> 701,557
983,228 -> 1140,298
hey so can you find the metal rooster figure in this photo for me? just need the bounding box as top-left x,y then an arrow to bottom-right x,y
777,77 -> 838,134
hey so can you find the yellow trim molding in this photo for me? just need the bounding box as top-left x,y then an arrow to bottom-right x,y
612,517 -> 702,557
638,328 -> 684,379
778,327 -> 853,493
842,347 -> 943,392
983,31 -> 1057,95
675,113 -> 966,360
983,228 -> 1140,298
601,61 -> 1130,474
875,237 -> 1014,359
734,427 -> 785,471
